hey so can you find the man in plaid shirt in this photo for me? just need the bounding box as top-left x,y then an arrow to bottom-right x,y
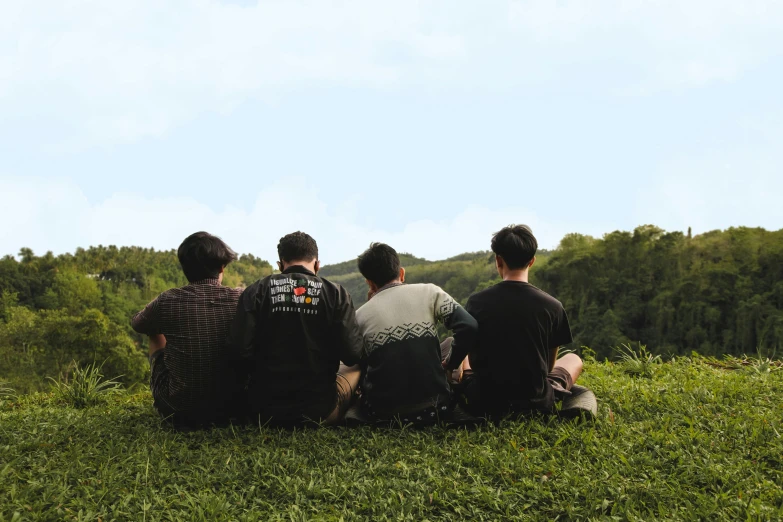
132,231 -> 244,429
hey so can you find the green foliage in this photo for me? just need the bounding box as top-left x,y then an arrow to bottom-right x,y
1,359 -> 781,519
687,352 -> 783,374
48,269 -> 102,312
0,305 -> 147,393
536,226 -> 783,359
0,380 -> 15,399
731,352 -> 782,376
614,343 -> 662,378
48,361 -> 124,408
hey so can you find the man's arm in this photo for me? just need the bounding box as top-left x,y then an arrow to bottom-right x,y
434,288 -> 478,371
549,347 -> 559,372
549,305 -> 573,371
226,286 -> 259,364
131,297 -> 161,335
149,334 -> 167,358
333,287 -> 363,366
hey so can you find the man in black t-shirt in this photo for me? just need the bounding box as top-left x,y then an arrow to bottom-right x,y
455,225 -> 584,417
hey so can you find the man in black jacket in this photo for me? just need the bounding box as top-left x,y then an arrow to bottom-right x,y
228,231 -> 362,426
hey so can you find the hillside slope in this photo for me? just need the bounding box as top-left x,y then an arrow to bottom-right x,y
1,357 -> 781,520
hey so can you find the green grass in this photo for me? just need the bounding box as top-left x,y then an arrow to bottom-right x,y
48,362 -> 124,409
614,343 -> 662,378
1,358 -> 782,521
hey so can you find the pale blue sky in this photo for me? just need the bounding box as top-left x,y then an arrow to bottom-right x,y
1,1 -> 781,264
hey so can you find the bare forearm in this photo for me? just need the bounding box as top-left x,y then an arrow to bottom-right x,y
149,334 -> 167,357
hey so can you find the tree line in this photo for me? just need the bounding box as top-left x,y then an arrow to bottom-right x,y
537,226 -> 783,359
1,226 -> 780,392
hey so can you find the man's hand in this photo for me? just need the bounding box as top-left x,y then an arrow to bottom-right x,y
443,360 -> 462,383
149,334 -> 167,357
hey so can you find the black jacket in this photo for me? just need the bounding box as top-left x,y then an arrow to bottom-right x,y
228,266 -> 362,423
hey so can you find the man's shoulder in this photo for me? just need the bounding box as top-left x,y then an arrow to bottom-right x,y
218,285 -> 244,299
154,285 -> 191,302
468,282 -> 563,307
467,282 -> 502,303
526,284 -> 564,309
415,282 -> 442,292
240,277 -> 267,298
246,276 -> 270,289
402,282 -> 445,298
311,275 -> 349,302
315,275 -> 341,289
375,283 -> 444,303
357,283 -> 446,320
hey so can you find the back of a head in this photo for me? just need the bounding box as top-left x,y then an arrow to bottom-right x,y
177,231 -> 238,282
491,225 -> 538,269
277,231 -> 319,264
357,242 -> 400,287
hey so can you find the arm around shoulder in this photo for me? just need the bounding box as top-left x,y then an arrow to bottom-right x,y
226,285 -> 260,363
435,289 -> 479,370
334,286 -> 363,366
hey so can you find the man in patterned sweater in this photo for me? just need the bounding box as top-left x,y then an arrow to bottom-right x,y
355,243 -> 478,424
132,231 -> 244,429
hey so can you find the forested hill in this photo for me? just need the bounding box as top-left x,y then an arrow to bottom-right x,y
1,226 -> 781,393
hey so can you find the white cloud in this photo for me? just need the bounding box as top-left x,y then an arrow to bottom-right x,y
2,0 -> 781,145
0,176 -> 579,264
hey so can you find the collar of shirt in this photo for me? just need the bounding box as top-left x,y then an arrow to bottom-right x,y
370,281 -> 405,299
189,278 -> 222,286
281,265 -> 316,276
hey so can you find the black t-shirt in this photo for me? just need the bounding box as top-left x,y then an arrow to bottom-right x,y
464,281 -> 572,414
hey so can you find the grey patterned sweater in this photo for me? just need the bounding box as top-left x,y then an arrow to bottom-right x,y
355,283 -> 478,417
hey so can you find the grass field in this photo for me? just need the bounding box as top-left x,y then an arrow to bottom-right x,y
1,356 -> 782,521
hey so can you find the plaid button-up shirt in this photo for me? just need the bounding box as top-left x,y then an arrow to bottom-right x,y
132,278 -> 243,415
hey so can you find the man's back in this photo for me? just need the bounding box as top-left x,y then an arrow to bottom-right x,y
231,266 -> 362,423
132,279 -> 243,416
465,281 -> 572,413
356,283 -> 466,417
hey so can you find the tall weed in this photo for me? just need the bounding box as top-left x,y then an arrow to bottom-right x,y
49,362 -> 123,408
614,343 -> 661,378
0,381 -> 16,404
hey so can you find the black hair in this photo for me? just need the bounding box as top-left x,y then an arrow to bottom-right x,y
177,231 -> 237,282
357,242 -> 401,287
277,231 -> 318,264
491,225 -> 538,270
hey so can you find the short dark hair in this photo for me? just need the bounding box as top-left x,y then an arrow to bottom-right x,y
277,231 -> 318,264
357,242 -> 401,287
177,231 -> 237,282
491,225 -> 538,270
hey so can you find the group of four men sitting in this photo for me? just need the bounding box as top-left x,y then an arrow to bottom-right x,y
131,225 -> 584,429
